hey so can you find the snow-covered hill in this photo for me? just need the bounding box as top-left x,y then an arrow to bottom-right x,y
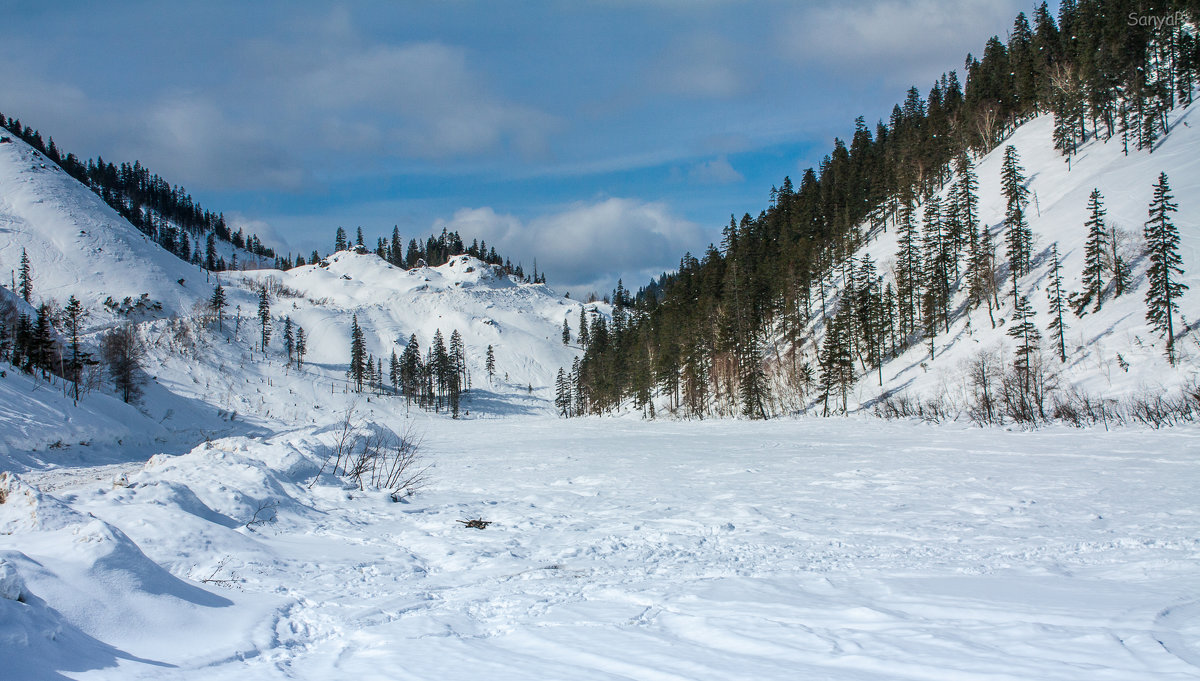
0,129 -> 596,458
791,107 -> 1200,414
0,135 -> 212,323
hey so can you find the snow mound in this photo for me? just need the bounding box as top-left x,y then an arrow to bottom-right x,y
0,558 -> 24,600
0,472 -> 82,533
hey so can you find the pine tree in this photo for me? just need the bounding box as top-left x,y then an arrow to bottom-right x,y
62,296 -> 94,401
485,344 -> 496,382
894,190 -> 922,338
29,303 -> 57,378
1007,293 -> 1041,398
257,289 -> 271,350
210,283 -> 227,331
355,227 -> 365,250
951,152 -> 979,273
283,317 -> 295,364
295,326 -> 306,367
1077,188 -> 1107,313
334,227 -> 348,252
578,308 -> 590,348
739,332 -> 768,419
818,305 -> 854,416
1046,242 -> 1069,362
389,350 -> 400,393
561,318 -> 571,345
1001,146 -> 1033,296
1143,172 -> 1188,363
555,367 -> 570,417
349,314 -> 366,391
205,233 -> 218,271
18,248 -> 32,303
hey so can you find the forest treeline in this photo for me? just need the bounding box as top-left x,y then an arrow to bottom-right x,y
567,0 -> 1199,419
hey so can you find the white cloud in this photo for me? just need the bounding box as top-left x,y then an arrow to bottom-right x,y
687,156 -> 744,185
776,0 -> 1020,85
435,198 -> 707,295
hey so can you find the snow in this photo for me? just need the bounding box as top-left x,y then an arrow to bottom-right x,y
2,418 -> 1199,679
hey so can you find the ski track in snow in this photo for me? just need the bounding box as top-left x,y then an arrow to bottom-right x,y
4,417 -> 1198,680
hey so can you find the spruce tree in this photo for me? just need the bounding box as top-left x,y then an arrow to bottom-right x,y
894,190 -> 922,338
562,318 -> 571,345
1143,172 -> 1188,363
205,233 -> 218,271
1001,146 -> 1033,297
349,314 -> 366,391
257,289 -> 271,350
1077,188 -> 1107,313
295,326 -> 306,367
555,368 -> 570,417
210,283 -> 227,331
485,344 -> 496,382
1007,294 -> 1041,406
739,333 -> 768,420
1046,243 -> 1069,362
63,296 -> 94,401
283,317 -> 295,364
578,308 -> 590,348
18,248 -> 32,303
334,227 -> 347,252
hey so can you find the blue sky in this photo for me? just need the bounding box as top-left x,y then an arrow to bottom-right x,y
0,0 -> 1032,296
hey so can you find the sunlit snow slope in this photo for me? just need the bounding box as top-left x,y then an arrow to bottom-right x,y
791,109 -> 1200,412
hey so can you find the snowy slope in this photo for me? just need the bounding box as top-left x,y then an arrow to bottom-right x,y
789,105 -> 1200,413
249,251 -> 591,393
0,134 -> 213,323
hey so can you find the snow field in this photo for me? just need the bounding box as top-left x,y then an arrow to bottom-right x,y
4,417 -> 1199,679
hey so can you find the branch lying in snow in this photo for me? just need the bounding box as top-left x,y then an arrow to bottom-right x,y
457,518 -> 492,529
196,555 -> 241,590
244,499 -> 279,530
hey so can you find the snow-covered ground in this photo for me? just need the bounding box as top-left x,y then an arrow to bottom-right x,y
3,416 -> 1199,680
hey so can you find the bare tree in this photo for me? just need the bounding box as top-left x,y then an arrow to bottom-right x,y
100,323 -> 145,404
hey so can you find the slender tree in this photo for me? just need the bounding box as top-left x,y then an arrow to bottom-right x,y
257,289 -> 271,350
62,296 -> 94,401
1077,188 -> 1107,313
1001,146 -> 1033,299
562,318 -> 571,345
1046,243 -> 1069,362
1143,172 -> 1188,363
18,248 -> 32,303
295,326 -> 306,367
349,314 -> 366,391
283,317 -> 295,364
210,283 -> 227,331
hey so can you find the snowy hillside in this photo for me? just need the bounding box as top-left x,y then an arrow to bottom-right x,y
247,251 -> 589,393
800,107 -> 1200,413
0,134 -> 213,323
